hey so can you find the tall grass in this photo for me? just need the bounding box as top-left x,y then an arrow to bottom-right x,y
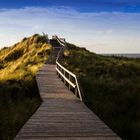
0,79 -> 41,140
62,43 -> 140,140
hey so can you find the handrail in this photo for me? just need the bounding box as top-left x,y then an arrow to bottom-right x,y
56,61 -> 83,101
56,67 -> 76,88
56,61 -> 76,78
54,36 -> 83,101
52,35 -> 65,47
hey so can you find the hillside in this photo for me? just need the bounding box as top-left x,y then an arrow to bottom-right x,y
1,34 -> 140,140
61,43 -> 140,140
0,34 -> 51,80
0,34 -> 52,140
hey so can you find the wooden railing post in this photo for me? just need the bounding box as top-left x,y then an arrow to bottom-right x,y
75,87 -> 78,96
69,74 -> 71,90
64,71 -> 66,84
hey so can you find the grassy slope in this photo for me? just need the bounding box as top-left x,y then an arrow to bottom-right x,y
0,34 -> 52,140
61,43 -> 140,140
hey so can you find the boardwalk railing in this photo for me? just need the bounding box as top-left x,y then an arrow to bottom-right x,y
56,61 -> 83,101
52,35 -> 66,47
53,36 -> 83,101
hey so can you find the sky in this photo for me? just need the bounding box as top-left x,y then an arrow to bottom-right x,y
0,0 -> 140,53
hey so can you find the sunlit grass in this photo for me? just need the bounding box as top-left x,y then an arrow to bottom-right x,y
0,34 -> 52,140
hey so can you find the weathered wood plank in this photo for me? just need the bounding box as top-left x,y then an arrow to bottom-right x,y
15,64 -> 121,140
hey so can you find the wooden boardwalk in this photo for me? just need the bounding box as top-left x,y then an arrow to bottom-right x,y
15,64 -> 121,140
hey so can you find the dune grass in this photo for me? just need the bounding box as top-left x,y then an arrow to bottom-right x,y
61,43 -> 140,140
0,34 -> 52,140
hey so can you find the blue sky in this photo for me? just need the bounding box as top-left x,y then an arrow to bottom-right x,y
0,0 -> 140,12
0,0 -> 140,53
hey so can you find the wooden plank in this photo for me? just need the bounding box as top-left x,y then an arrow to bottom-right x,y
15,64 -> 121,140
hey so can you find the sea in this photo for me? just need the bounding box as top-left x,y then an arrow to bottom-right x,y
99,54 -> 140,58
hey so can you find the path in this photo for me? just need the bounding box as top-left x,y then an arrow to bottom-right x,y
15,64 -> 121,140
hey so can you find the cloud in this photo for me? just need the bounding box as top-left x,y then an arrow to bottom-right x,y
0,6 -> 140,53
